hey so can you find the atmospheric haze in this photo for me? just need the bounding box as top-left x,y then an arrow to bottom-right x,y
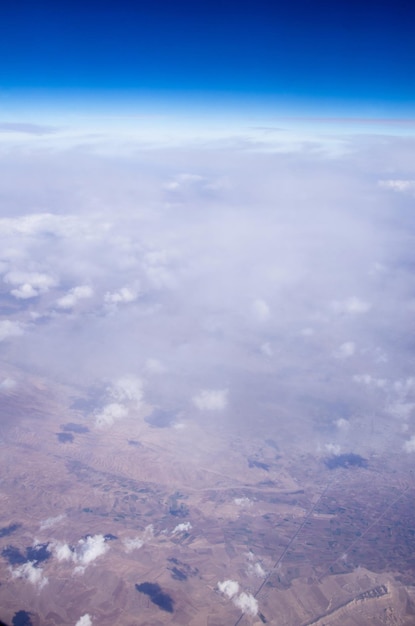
1,115 -> 415,625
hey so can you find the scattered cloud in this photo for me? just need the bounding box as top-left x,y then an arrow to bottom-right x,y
1,129 -> 415,458
39,514 -> 66,531
109,376 -> 143,405
335,342 -> 356,359
325,443 -> 341,455
233,591 -> 258,616
0,377 -> 17,390
94,376 -> 144,428
331,297 -> 371,315
145,358 -> 166,374
403,436 -> 415,453
0,320 -> 24,342
379,179 -> 415,193
234,497 -> 252,507
217,580 -> 258,616
12,561 -> 48,589
172,522 -> 192,534
4,271 -> 57,299
75,615 -> 92,626
56,285 -> 93,309
104,285 -> 139,305
53,534 -> 109,573
193,389 -> 228,411
94,402 -> 129,428
218,579 -> 239,599
123,525 -> 154,552
252,298 -> 271,322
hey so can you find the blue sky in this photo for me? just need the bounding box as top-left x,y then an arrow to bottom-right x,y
1,0 -> 414,117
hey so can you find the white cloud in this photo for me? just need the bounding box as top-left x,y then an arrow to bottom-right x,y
260,342 -> 273,357
0,320 -> 24,341
172,522 -> 192,534
252,298 -> 271,322
353,374 -> 386,388
40,514 -> 66,531
403,436 -> 415,453
300,327 -> 314,336
4,270 -> 57,299
53,534 -> 109,573
0,377 -> 17,391
94,402 -> 128,428
331,297 -> 371,314
12,562 -> 48,589
56,285 -> 93,309
193,389 -> 228,411
335,342 -> 356,358
104,285 -> 139,304
110,376 -> 143,405
123,537 -> 144,552
123,524 -> 154,552
335,418 -> 349,430
248,561 -> 266,578
75,615 -> 92,626
379,179 -> 415,193
218,579 -> 239,599
94,377 -> 144,428
218,580 -> 258,616
325,443 -> 341,455
145,358 -> 166,374
234,497 -> 252,507
233,592 -> 258,616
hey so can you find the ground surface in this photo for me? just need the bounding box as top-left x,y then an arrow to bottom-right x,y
1,369 -> 415,626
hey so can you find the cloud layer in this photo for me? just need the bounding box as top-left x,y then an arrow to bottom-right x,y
1,130 -> 415,454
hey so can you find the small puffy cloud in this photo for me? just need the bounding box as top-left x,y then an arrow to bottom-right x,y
0,320 -> 24,341
54,542 -> 73,561
233,592 -> 258,616
387,402 -> 415,420
110,376 -> 143,405
0,377 -> 17,391
325,443 -> 341,455
252,298 -> 271,322
57,285 -> 93,309
234,497 -> 252,507
260,342 -> 273,357
95,376 -> 143,428
123,537 -> 144,552
331,297 -> 371,314
172,522 -> 192,534
75,615 -> 92,626
4,271 -> 57,299
40,514 -> 66,531
218,579 -> 239,599
300,327 -> 314,337
379,179 -> 415,193
123,525 -> 154,552
53,534 -> 109,572
163,173 -> 205,191
193,388 -> 228,411
403,436 -> 415,453
336,418 -> 349,431
104,286 -> 139,304
353,374 -> 386,388
248,561 -> 266,578
94,402 -> 128,428
335,342 -> 356,359
145,358 -> 166,374
12,562 -> 48,589
218,581 -> 258,616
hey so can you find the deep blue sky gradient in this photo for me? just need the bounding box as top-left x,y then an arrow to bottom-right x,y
1,0 -> 414,112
